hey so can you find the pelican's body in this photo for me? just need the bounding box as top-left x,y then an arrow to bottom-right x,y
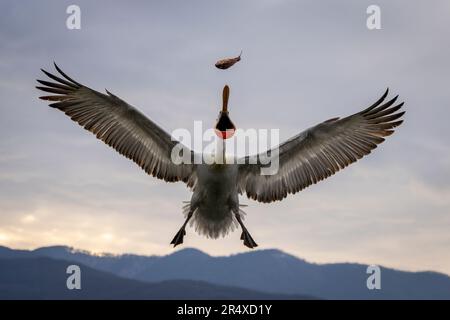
37,64 -> 405,248
191,163 -> 241,239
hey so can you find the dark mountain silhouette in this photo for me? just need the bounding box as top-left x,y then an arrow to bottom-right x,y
0,256 -> 309,300
1,245 -> 449,299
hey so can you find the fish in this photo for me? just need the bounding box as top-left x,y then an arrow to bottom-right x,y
215,51 -> 242,70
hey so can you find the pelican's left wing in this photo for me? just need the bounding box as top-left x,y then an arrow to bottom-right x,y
237,89 -> 405,203
36,64 -> 196,186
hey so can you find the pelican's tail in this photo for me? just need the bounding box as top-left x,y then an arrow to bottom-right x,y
183,203 -> 246,239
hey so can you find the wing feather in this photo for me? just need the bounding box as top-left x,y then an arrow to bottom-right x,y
36,64 -> 196,186
238,89 -> 405,203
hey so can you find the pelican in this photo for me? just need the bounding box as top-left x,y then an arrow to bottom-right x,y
36,64 -> 405,248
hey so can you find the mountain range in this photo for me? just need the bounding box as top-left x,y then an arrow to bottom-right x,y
0,245 -> 449,299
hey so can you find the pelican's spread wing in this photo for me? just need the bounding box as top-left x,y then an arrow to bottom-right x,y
37,64 -> 196,186
238,89 -> 405,203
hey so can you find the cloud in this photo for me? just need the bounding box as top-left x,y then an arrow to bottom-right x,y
20,215 -> 36,224
0,0 -> 449,274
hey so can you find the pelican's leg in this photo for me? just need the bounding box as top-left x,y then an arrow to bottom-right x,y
234,212 -> 258,249
170,210 -> 193,247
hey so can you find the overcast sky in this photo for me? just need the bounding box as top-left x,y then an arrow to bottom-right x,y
1,0 -> 449,274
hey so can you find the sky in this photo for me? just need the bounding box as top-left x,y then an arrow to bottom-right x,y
0,0 -> 449,274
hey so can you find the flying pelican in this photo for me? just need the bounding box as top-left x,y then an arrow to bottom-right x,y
36,64 -> 405,248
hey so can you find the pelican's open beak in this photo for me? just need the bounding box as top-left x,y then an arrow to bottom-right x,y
215,85 -> 236,139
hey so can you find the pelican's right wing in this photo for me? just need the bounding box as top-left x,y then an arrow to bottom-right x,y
36,64 -> 196,187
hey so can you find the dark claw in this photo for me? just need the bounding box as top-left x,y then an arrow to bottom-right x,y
170,228 -> 186,247
241,230 -> 258,249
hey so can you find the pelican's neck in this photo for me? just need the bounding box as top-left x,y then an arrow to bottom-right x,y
215,137 -> 226,164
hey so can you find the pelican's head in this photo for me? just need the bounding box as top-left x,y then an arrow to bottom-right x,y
214,85 -> 236,139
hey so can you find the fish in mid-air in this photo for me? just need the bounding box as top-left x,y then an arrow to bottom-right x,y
215,51 -> 242,69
